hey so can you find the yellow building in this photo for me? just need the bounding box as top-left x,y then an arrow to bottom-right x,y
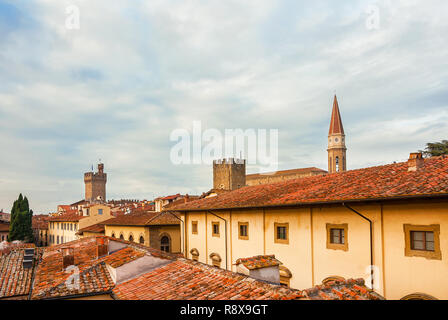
173,154 -> 448,300
103,211 -> 182,253
48,203 -> 114,245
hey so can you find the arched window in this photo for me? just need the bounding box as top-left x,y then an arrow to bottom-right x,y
57,235 -> 60,244
209,253 -> 222,268
161,236 -> 170,252
111,232 -> 116,238
128,234 -> 134,243
119,234 -> 124,240
400,293 -> 438,300
139,236 -> 145,244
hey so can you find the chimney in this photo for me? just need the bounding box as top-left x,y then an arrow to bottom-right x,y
23,248 -> 35,269
62,247 -> 75,269
408,152 -> 424,172
97,237 -> 109,258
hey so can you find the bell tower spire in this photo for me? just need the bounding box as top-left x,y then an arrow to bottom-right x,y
327,95 -> 347,173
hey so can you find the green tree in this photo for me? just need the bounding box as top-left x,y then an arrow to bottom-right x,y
9,194 -> 34,242
420,140 -> 448,158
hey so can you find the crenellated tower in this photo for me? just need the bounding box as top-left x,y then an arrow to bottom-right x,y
327,95 -> 347,173
84,163 -> 107,202
213,158 -> 246,191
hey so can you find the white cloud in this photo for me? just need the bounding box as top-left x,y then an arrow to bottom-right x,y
0,0 -> 447,212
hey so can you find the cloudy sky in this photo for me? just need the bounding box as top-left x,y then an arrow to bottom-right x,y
0,0 -> 447,213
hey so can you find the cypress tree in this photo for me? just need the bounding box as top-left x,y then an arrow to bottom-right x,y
8,194 -> 34,242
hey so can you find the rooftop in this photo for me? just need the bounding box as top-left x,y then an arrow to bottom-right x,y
172,156 -> 448,211
49,213 -> 85,222
246,167 -> 327,179
102,211 -> 179,226
112,259 -> 304,300
304,278 -> 384,300
235,255 -> 281,270
0,245 -> 42,299
1,236 -> 384,300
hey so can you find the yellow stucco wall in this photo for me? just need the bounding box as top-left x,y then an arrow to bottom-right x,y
382,201 -> 448,300
104,225 -> 149,245
48,221 -> 79,245
182,199 -> 448,300
104,224 -> 181,253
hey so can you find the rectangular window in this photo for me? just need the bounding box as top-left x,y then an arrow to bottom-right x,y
326,224 -> 348,251
192,221 -> 198,235
98,209 -> 103,215
274,223 -> 289,244
330,228 -> 345,245
212,222 -> 220,237
404,224 -> 441,260
410,231 -> 434,251
238,222 -> 249,240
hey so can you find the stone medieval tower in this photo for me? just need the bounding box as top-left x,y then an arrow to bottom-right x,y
327,95 -> 347,173
213,158 -> 246,191
84,163 -> 107,202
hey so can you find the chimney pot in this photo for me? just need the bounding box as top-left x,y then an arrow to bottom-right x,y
408,152 -> 424,172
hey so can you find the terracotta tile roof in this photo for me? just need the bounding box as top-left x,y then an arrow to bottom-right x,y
246,167 -> 327,179
163,196 -> 200,209
146,212 -> 180,226
172,156 -> 448,211
328,95 -> 345,135
235,255 -> 281,270
0,247 -> 43,299
304,278 -> 384,300
112,259 -> 305,300
31,237 -> 146,299
101,212 -> 156,226
77,224 -> 105,235
155,194 -> 181,201
49,213 -> 85,222
101,211 -> 179,226
32,215 -> 50,230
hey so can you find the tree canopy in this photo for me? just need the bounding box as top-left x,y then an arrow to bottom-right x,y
420,140 -> 448,158
8,194 -> 34,242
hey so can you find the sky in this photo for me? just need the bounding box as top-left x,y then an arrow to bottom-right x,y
0,0 -> 447,213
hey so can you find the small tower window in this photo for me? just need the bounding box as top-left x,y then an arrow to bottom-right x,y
335,156 -> 340,172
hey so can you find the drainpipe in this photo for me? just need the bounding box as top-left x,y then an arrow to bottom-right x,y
208,210 -> 228,270
165,211 -> 185,256
342,203 -> 374,290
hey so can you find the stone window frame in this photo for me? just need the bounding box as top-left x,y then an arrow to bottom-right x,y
326,223 -> 348,251
404,224 -> 441,260
274,222 -> 289,244
212,221 -> 220,238
191,221 -> 198,235
238,222 -> 249,240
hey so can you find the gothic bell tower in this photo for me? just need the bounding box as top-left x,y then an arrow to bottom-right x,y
327,95 -> 347,173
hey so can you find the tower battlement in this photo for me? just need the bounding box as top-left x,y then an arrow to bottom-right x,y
84,163 -> 107,202
213,158 -> 246,191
